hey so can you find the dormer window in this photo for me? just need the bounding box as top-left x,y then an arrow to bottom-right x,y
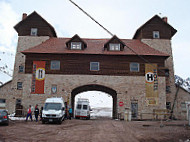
31,28 -> 38,36
71,42 -> 82,50
109,43 -> 120,51
153,31 -> 160,39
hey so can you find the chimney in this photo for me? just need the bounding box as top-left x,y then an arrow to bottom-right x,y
162,17 -> 168,23
22,13 -> 27,20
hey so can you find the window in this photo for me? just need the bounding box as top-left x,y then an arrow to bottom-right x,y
153,31 -> 160,39
109,43 -> 120,51
166,86 -> 171,93
16,99 -> 22,105
71,42 -> 82,50
83,105 -> 88,110
77,104 -> 82,109
0,99 -> 6,103
130,63 -> 139,72
90,62 -> 99,71
17,82 -> 23,90
166,102 -> 171,110
165,69 -> 169,77
51,60 -> 60,70
30,28 -> 38,36
19,65 -> 24,73
0,99 -> 6,107
181,102 -> 187,111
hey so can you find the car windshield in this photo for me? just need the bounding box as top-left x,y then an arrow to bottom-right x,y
44,103 -> 62,111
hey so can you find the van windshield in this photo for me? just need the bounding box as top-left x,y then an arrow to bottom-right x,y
44,103 -> 62,111
83,105 -> 88,110
77,104 -> 82,109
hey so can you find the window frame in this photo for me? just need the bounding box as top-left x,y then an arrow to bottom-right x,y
30,28 -> 38,36
153,31 -> 160,39
71,42 -> 82,50
90,62 -> 100,71
109,43 -> 120,51
130,62 -> 140,72
181,102 -> 187,111
50,60 -> 60,70
19,65 -> 24,73
17,82 -> 23,90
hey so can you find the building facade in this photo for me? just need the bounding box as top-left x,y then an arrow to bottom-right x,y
1,11 -> 188,120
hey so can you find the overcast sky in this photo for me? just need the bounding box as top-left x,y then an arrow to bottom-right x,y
0,0 -> 190,79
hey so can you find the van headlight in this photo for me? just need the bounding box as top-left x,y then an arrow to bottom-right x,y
57,113 -> 62,117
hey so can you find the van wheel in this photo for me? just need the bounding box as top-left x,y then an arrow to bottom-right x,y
58,120 -> 62,124
86,115 -> 90,120
42,120 -> 45,124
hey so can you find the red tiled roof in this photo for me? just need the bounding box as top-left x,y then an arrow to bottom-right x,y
21,37 -> 169,57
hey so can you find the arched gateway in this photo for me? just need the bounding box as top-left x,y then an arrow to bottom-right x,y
71,84 -> 117,119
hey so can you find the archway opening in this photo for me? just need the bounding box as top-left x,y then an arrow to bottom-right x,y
75,91 -> 113,119
71,84 -> 117,119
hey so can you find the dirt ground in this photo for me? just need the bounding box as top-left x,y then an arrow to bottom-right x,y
0,119 -> 190,142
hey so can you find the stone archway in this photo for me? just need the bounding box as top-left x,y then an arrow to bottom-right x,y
71,84 -> 117,119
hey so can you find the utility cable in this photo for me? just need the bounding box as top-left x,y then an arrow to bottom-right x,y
68,0 -> 114,37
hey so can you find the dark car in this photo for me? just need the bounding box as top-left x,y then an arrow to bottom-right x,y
0,110 -> 9,125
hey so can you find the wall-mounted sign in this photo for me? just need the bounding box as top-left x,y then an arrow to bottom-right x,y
31,61 -> 46,94
145,64 -> 158,105
119,101 -> 124,107
51,85 -> 57,94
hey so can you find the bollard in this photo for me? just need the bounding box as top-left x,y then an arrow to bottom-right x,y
128,111 -> 131,121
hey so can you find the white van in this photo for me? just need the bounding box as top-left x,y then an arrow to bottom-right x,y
42,97 -> 65,124
75,98 -> 91,120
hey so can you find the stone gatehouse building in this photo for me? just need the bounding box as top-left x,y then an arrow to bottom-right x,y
1,11 -> 187,120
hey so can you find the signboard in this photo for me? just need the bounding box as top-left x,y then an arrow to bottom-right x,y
145,64 -> 158,105
31,61 -> 46,94
119,101 -> 124,107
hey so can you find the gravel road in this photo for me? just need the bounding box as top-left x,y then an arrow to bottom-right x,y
0,119 -> 189,142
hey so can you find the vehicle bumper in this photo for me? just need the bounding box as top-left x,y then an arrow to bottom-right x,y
0,119 -> 9,124
42,117 -> 62,123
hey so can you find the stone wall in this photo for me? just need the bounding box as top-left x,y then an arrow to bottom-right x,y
141,39 -> 176,108
174,87 -> 190,120
10,36 -> 49,114
19,74 -> 166,119
0,81 -> 14,112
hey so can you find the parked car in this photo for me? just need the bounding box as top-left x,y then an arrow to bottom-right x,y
0,110 -> 9,125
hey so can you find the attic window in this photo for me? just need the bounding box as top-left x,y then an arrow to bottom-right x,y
153,31 -> 160,39
71,42 -> 82,50
109,43 -> 120,51
31,28 -> 38,36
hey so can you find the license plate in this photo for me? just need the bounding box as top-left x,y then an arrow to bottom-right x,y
49,119 -> 53,122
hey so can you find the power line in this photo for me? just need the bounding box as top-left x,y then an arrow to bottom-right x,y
68,0 -> 114,37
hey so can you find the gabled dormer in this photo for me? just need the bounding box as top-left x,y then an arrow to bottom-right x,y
104,35 -> 125,51
66,34 -> 87,50
14,11 -> 57,37
133,15 -> 177,40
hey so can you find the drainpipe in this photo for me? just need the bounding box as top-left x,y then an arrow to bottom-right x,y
170,85 -> 179,119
